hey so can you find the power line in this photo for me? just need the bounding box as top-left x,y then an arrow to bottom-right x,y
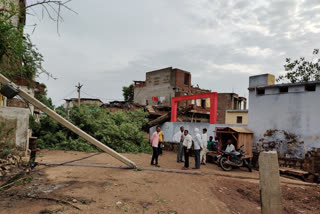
81,90 -> 124,102
53,89 -> 77,103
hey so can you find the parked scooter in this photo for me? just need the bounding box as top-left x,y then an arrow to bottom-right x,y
217,145 -> 252,172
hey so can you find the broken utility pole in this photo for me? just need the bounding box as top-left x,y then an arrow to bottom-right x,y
259,151 -> 283,214
0,73 -> 136,169
75,82 -> 83,106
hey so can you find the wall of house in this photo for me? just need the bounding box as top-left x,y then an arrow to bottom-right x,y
0,107 -> 29,150
225,111 -> 248,125
0,0 -> 22,26
6,85 -> 35,112
150,122 -> 247,142
134,68 -> 176,106
134,67 -> 211,107
217,93 -> 237,124
248,74 -> 320,158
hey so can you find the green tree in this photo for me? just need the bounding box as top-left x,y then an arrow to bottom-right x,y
0,0 -> 43,82
0,0 -> 74,82
30,104 -> 151,154
277,49 -> 320,83
122,84 -> 134,102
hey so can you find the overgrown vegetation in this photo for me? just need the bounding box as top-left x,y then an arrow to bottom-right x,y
0,121 -> 15,157
30,104 -> 152,153
0,0 -> 75,82
0,0 -> 43,83
278,49 -> 320,83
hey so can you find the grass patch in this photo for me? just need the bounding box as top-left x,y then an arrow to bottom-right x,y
156,197 -> 167,203
133,168 -> 144,172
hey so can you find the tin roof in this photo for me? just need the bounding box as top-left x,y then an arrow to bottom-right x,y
216,127 -> 253,134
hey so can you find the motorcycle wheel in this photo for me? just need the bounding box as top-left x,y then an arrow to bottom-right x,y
219,157 -> 233,171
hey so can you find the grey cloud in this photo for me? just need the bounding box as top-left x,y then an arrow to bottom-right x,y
24,0 -> 320,105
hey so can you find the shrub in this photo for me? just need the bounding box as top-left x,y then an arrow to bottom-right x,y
30,104 -> 152,154
0,121 -> 15,157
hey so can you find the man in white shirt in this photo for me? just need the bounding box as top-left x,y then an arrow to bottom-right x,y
173,126 -> 184,163
193,128 -> 203,169
200,128 -> 208,165
225,139 -> 235,153
182,130 -> 193,170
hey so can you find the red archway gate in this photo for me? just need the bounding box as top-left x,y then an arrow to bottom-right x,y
171,92 -> 218,124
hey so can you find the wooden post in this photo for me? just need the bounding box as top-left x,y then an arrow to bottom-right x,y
259,151 -> 283,214
0,73 -> 136,168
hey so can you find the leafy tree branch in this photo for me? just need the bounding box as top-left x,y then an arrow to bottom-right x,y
277,49 -> 320,83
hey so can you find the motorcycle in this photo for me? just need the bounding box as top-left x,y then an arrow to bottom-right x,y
217,145 -> 252,172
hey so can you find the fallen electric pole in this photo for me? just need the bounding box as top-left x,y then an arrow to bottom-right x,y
0,73 -> 136,169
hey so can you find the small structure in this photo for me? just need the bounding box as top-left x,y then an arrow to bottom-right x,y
216,127 -> 254,158
248,73 -> 320,158
64,98 -> 103,108
225,110 -> 248,125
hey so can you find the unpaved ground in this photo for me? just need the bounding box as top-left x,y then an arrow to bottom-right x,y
0,150 -> 319,214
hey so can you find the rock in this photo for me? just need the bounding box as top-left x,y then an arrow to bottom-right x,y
2,165 -> 11,170
116,201 -> 122,206
72,199 -> 77,203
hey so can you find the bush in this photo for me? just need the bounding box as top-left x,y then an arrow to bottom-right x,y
0,121 -> 15,157
30,104 -> 152,154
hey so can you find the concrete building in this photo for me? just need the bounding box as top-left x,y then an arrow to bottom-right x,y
248,73 -> 320,158
225,110 -> 248,125
64,98 -> 104,109
217,93 -> 247,124
133,67 -> 210,107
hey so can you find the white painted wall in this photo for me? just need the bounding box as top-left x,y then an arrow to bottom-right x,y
248,79 -> 320,153
150,122 -> 246,142
0,107 -> 30,150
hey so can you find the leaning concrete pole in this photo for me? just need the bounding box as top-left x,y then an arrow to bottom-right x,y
259,151 -> 283,214
0,73 -> 136,168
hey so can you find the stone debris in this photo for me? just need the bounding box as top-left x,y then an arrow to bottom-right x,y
0,154 -> 22,177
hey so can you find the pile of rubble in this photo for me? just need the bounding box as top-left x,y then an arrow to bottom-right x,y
0,154 -> 22,177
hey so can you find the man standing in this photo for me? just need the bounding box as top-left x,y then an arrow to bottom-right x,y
182,130 -> 192,170
207,136 -> 215,151
193,128 -> 202,169
150,126 -> 161,167
225,139 -> 235,153
173,126 -> 184,163
158,129 -> 164,155
200,128 -> 208,165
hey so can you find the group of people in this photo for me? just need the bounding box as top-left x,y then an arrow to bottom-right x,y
150,125 -> 218,170
173,126 -> 217,170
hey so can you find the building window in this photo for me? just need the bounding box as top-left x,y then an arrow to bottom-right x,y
184,73 -> 190,85
256,88 -> 265,95
279,86 -> 288,93
237,116 -> 242,124
305,84 -> 316,92
201,99 -> 206,108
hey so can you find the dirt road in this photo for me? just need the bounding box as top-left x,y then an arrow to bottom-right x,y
1,150 -> 319,214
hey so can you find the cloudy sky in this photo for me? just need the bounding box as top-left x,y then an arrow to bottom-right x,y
25,0 -> 320,106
